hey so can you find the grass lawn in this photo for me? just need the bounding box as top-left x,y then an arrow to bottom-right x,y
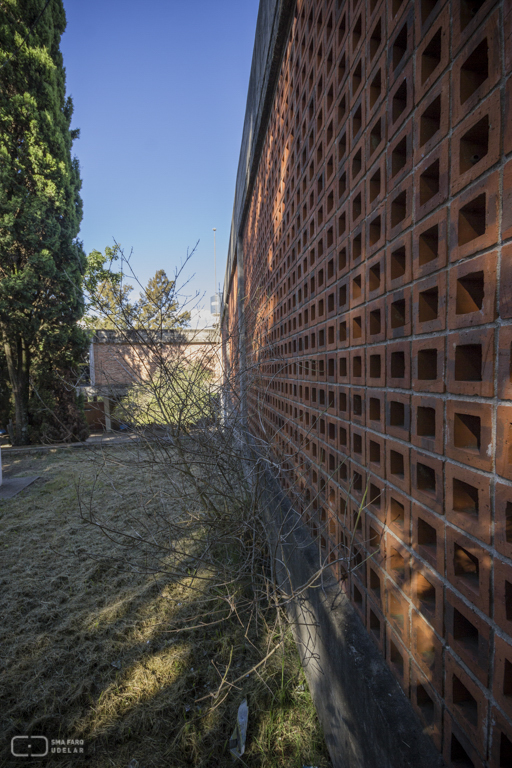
0,446 -> 332,768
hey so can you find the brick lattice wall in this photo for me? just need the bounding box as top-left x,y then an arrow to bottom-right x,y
225,0 -> 512,764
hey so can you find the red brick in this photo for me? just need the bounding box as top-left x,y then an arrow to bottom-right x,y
388,5 -> 414,84
446,327 -> 495,398
386,437 -> 410,494
447,250 -> 497,330
495,481 -> 512,561
414,4 -> 449,104
410,663 -> 443,751
350,386 -> 365,426
443,709 -> 486,768
446,528 -> 491,613
449,171 -> 499,262
451,91 -> 501,196
386,487 -> 411,545
366,152 -> 387,213
412,501 -> 445,573
446,399 -> 493,471
366,11 -> 386,75
351,424 -> 366,466
386,534 -> 411,595
385,578 -> 410,644
366,343 -> 386,387
497,405 -> 512,481
386,286 -> 412,339
410,451 -> 444,514
494,636 -> 512,724
506,76 -> 512,154
412,206 -> 448,280
413,72 -> 450,166
410,557 -> 443,635
367,390 -> 385,433
500,245 -> 512,319
386,177 -> 413,241
386,339 -> 411,388
445,463 -> 491,544
367,596 -> 386,653
489,707 -> 512,768
494,558 -> 512,641
386,117 -> 413,188
445,651 -> 489,757
445,587 -> 491,687
386,627 -> 410,695
366,512 -> 386,564
366,203 -> 386,256
451,10 -> 501,127
387,59 -> 414,133
386,231 -> 412,291
365,102 -> 387,165
412,271 -> 447,335
367,431 -> 386,478
412,335 -> 446,393
365,296 -> 386,343
411,609 -> 443,696
386,391 -> 411,442
504,160 -> 512,241
411,394 -> 443,455
350,574 -> 367,623
452,0 -> 499,54
368,474 -> 386,520
350,222 -> 365,267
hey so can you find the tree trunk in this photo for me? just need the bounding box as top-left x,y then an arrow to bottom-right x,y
3,336 -> 30,445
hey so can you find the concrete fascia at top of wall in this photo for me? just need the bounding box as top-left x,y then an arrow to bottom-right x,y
222,0 -> 296,308
91,329 -> 220,345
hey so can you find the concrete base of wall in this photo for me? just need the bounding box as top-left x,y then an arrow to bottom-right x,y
257,464 -> 445,768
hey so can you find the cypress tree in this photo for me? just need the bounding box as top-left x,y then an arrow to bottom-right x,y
0,0 -> 89,444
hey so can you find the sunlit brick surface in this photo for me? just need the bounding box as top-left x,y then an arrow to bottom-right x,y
225,0 -> 512,762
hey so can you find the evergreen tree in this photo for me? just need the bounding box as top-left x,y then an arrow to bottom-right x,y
0,0 -> 88,444
136,269 -> 191,330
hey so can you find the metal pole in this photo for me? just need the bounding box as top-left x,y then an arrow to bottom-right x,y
213,228 -> 217,294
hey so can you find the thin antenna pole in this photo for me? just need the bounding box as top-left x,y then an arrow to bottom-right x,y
213,228 -> 217,293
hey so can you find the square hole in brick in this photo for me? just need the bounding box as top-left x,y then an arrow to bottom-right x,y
390,449 -> 405,478
393,21 -> 408,71
418,286 -> 439,322
421,0 -> 440,25
392,80 -> 408,124
455,343 -> 482,381
353,394 -> 363,415
370,309 -> 382,335
370,397 -> 381,421
370,567 -> 381,598
370,353 -> 382,378
369,521 -> 382,550
456,271 -> 484,314
419,94 -> 441,148
339,171 -> 347,198
454,543 -> 479,589
417,406 -> 436,437
391,350 -> 406,378
460,115 -> 489,174
453,674 -> 478,726
339,391 -> 347,411
390,400 -> 405,427
353,193 -> 362,221
418,516 -> 437,553
391,298 -> 406,328
390,592 -> 406,632
453,477 -> 479,516
353,315 -> 363,338
369,168 -> 381,205
353,472 -> 363,492
370,69 -> 382,109
504,657 -> 512,696
352,274 -> 362,300
390,547 -> 406,579
416,683 -> 435,725
451,734 -> 473,766
418,348 -> 438,379
453,606 -> 479,655
353,13 -> 362,49
369,261 -> 381,292
417,462 -> 437,493
339,357 -> 348,377
391,191 -> 407,228
369,216 -> 381,246
328,326 -> 335,344
370,440 -> 381,464
339,284 -> 348,307
460,38 -> 489,105
418,224 -> 439,266
390,245 -> 407,280
500,731 -> 512,767
392,137 -> 408,178
458,193 -> 486,245
339,426 -> 348,446
353,354 -> 362,377
390,639 -> 404,675
416,572 -> 436,615
369,607 -> 381,636
370,18 -> 382,61
507,502 -> 512,544
460,0 -> 486,32
352,148 -> 362,178
454,412 -> 481,449
352,104 -> 362,139
420,159 -> 440,207
421,28 -> 442,84
352,233 -> 362,261
353,433 -> 363,454
339,246 -> 347,271
390,497 -> 405,528
339,321 -> 347,342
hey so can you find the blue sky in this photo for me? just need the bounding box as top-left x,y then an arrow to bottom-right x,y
60,0 -> 259,324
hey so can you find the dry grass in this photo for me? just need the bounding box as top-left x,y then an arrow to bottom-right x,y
0,447 -> 331,768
